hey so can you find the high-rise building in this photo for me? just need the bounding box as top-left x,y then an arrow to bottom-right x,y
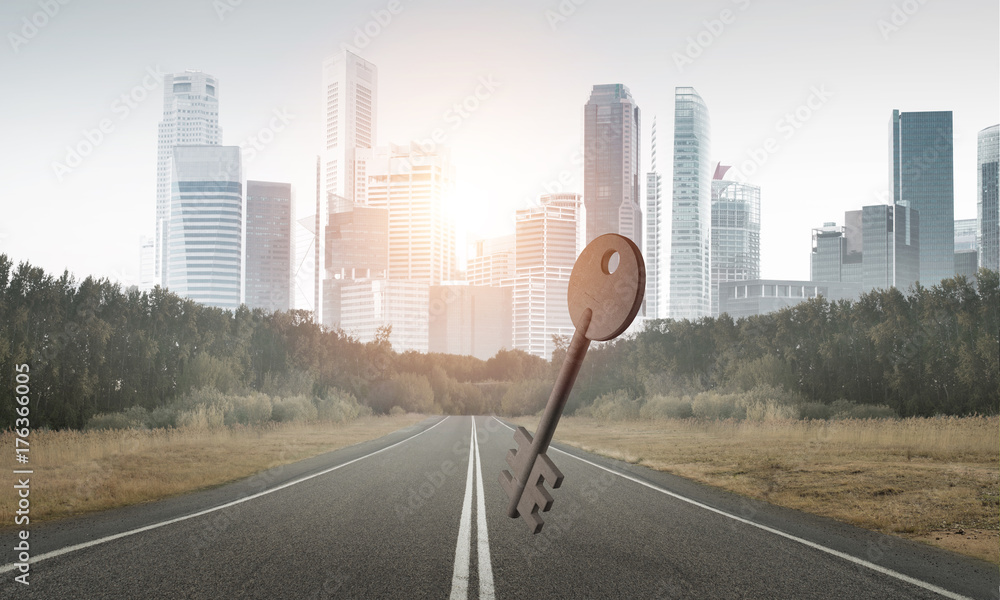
583,84 -> 641,248
322,200 -> 388,329
954,218 -> 979,279
339,279 -> 428,353
245,181 -> 294,312
358,142 -> 456,285
468,234 -> 515,287
842,209 -> 864,283
645,118 -> 663,319
513,193 -> 580,359
139,236 -> 155,292
429,284 -> 512,359
167,145 -> 242,310
669,87 -> 712,320
861,204 -> 919,292
890,110 -> 954,285
978,124 -> 1000,271
711,164 -> 760,317
322,50 -> 377,204
155,71 -> 222,286
810,223 -> 845,283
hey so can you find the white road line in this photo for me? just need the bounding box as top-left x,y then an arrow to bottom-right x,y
473,420 -> 496,600
0,416 -> 450,575
491,418 -> 974,600
449,418 -> 476,599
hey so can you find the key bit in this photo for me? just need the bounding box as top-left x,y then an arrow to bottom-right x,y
500,233 -> 645,533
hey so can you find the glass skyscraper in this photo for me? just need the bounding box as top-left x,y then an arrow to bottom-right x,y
645,118 -> 663,319
978,124 -> 999,271
670,87 -> 711,320
890,110 -> 954,286
711,165 -> 760,317
861,204 -> 919,293
245,181 -> 294,312
583,84 -> 641,249
155,71 -> 222,286
167,145 -> 243,310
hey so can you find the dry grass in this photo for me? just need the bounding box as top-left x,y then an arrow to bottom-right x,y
0,414 -> 426,525
511,415 -> 999,564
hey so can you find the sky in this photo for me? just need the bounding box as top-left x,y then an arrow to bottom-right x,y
1,0 -> 997,307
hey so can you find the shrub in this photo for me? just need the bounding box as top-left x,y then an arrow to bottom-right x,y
579,390 -> 641,421
640,394 -> 694,420
271,395 -> 318,423
85,406 -> 149,430
499,379 -> 552,416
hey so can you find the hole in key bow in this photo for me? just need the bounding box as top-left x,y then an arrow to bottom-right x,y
601,250 -> 620,275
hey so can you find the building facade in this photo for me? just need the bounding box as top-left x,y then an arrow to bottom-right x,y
583,84 -> 641,248
429,284 -> 512,359
954,217 -> 979,279
645,117 -> 663,319
467,234 -> 515,287
339,279 -> 428,353
245,181 -> 294,312
861,204 -> 919,292
513,193 -> 580,359
669,87 -> 712,320
358,143 -> 456,285
711,165 -> 760,317
322,201 -> 389,329
978,124 -> 1000,271
718,279 -> 861,319
155,71 -> 222,285
890,110 -> 954,286
322,50 -> 377,204
166,145 -> 242,310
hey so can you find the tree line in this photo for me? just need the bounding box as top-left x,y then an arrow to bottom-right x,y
1,253 -> 995,430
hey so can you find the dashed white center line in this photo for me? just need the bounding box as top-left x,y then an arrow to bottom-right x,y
449,417 -> 496,600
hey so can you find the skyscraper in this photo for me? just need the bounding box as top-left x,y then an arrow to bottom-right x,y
139,236 -> 155,292
167,145 -> 242,310
645,118 -> 663,319
954,218 -> 979,279
583,84 -> 641,248
861,204 -> 919,292
245,181 -> 294,312
669,87 -> 712,320
155,71 -> 222,286
322,199 -> 388,329
890,110 -> 954,285
513,193 -> 580,359
711,164 -> 760,317
810,223 -> 845,283
357,142 -> 456,285
978,124 -> 1000,271
322,50 -> 377,204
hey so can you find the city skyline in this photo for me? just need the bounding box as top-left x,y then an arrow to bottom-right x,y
1,0 -> 997,298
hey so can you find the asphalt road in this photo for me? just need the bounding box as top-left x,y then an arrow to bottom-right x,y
2,416 -> 997,599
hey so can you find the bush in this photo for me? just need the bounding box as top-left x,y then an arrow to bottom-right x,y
315,389 -> 371,422
579,390 -> 641,421
640,395 -> 694,419
798,402 -> 833,420
271,395 -> 318,423
691,392 -> 745,420
85,406 -> 149,430
830,399 -> 897,420
499,379 -> 552,416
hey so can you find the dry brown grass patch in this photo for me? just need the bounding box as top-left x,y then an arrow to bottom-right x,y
0,414 -> 426,524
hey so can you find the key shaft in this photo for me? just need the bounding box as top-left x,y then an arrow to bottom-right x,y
505,308 -> 592,518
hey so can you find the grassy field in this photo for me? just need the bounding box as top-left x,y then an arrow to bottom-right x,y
0,414 -> 426,525
511,415 -> 999,564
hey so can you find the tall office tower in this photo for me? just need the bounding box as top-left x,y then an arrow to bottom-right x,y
842,209 -> 864,283
357,143 -> 456,284
155,71 -> 222,286
322,200 -> 389,329
710,164 -> 760,317
978,124 -> 1000,271
890,110 -> 954,285
139,236 -> 155,292
429,284 -> 512,359
322,50 -> 377,203
167,146 -> 242,310
583,84 -> 641,248
669,87 -> 712,320
645,118 -> 663,319
512,193 -> 580,359
811,223 -> 845,282
468,234 -> 515,286
954,218 -> 979,278
339,280 -> 429,352
861,204 -> 919,292
245,181 -> 294,312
